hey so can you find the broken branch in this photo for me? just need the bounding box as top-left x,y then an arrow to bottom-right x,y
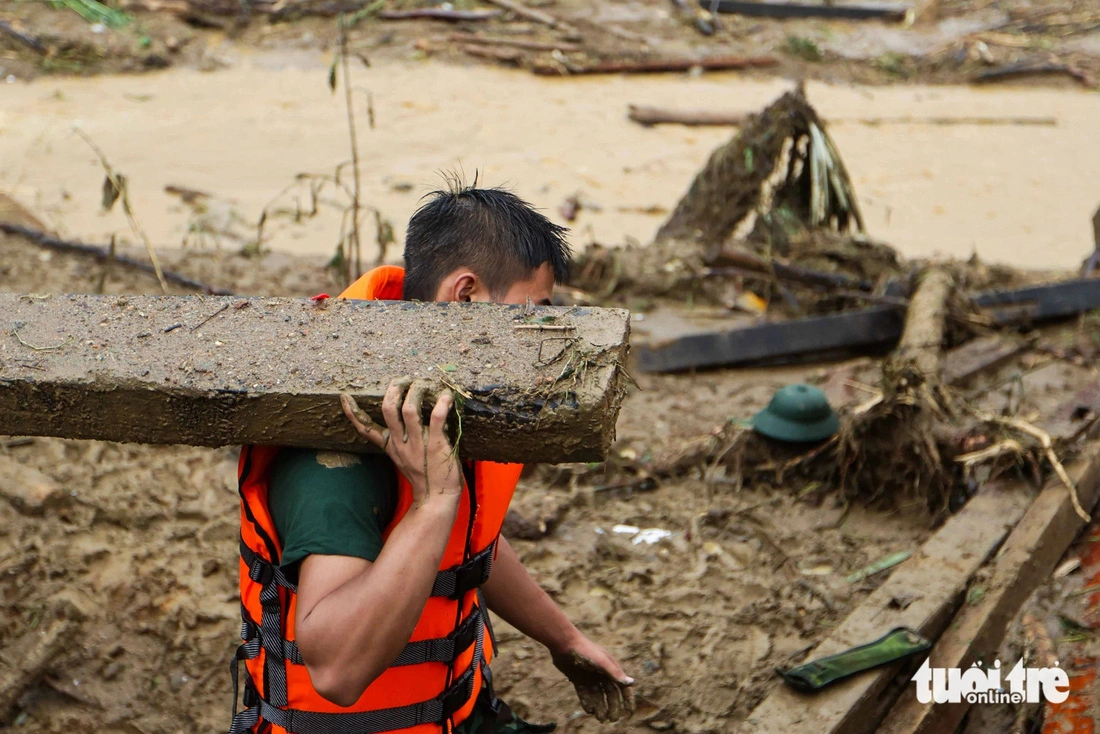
449,32 -> 581,52
380,8 -> 502,21
532,54 -> 778,76
482,0 -> 558,26
628,104 -> 746,127
0,223 -> 233,295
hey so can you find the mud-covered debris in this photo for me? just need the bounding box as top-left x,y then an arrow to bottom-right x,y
502,498 -> 570,540
0,455 -> 63,514
845,550 -> 912,584
0,619 -> 77,725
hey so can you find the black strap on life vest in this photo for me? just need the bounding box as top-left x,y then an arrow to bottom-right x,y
430,542 -> 496,600
230,606 -> 485,734
230,539 -> 491,734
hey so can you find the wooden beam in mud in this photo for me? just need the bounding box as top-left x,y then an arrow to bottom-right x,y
700,0 -> 911,22
637,278 -> 1100,373
0,294 -> 630,464
939,334 -> 1029,386
739,480 -> 1034,734
879,439 -> 1100,734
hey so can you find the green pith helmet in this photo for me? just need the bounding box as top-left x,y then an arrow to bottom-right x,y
751,384 -> 839,443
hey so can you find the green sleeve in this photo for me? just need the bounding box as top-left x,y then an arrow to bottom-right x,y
266,448 -> 397,574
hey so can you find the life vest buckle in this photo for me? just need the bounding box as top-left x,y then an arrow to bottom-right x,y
445,544 -> 495,600
449,564 -> 483,600
248,556 -> 274,586
439,665 -> 476,723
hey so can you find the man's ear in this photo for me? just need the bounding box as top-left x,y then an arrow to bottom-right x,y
453,272 -> 479,302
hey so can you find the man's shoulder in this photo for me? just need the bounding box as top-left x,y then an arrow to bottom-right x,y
266,449 -> 398,569
268,448 -> 397,510
271,448 -> 394,479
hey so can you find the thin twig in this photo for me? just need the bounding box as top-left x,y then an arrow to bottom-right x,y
190,302 -> 230,331
94,234 -> 116,295
0,438 -> 35,449
483,0 -> 558,26
449,32 -> 581,52
0,223 -> 233,295
513,323 -> 575,331
338,16 -> 363,285
73,127 -> 169,294
0,19 -> 46,52
11,325 -> 71,352
954,439 -> 1024,466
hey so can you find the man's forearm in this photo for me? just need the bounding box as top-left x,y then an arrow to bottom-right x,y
295,501 -> 458,705
481,536 -> 580,654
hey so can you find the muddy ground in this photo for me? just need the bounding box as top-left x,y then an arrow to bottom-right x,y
2,0 -> 1099,86
3,205 -> 1100,732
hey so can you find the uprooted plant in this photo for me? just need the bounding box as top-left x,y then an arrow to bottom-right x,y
568,86 -> 901,315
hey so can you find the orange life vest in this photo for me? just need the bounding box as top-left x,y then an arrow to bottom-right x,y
230,267 -> 523,734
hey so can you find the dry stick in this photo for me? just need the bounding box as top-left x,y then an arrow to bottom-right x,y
628,104 -> 746,127
73,128 -> 169,295
337,18 -> 363,285
974,61 -> 1094,87
449,31 -> 581,52
94,235 -> 117,295
0,620 -> 77,724
483,0 -> 558,26
708,247 -> 875,291
954,439 -> 1024,467
532,54 -> 778,75
627,105 -> 1057,127
513,323 -> 575,331
0,223 -> 232,295
0,19 -> 46,52
977,412 -> 1090,522
190,302 -> 230,331
380,8 -> 502,21
850,115 -> 1058,126
462,44 -> 522,63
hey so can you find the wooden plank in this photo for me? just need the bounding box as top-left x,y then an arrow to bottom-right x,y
879,440 -> 1100,734
531,55 -> 780,76
637,278 -> 1100,373
738,484 -> 1033,734
940,334 -> 1028,385
0,294 -> 630,463
636,306 -> 904,373
974,278 -> 1100,324
701,0 -> 911,22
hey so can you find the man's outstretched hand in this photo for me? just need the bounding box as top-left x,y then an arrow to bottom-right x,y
552,636 -> 635,723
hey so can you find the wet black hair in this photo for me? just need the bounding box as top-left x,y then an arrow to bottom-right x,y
402,179 -> 572,302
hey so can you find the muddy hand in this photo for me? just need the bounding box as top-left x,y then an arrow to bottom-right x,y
552,648 -> 635,723
342,380 -> 460,508
341,393 -> 390,450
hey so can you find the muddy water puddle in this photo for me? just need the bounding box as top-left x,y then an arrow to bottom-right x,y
1,52 -> 1097,269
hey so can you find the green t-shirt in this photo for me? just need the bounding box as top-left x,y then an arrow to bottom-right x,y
266,448 -> 552,734
268,448 -> 397,578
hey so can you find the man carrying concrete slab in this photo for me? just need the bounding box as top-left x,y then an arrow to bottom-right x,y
230,184 -> 634,734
